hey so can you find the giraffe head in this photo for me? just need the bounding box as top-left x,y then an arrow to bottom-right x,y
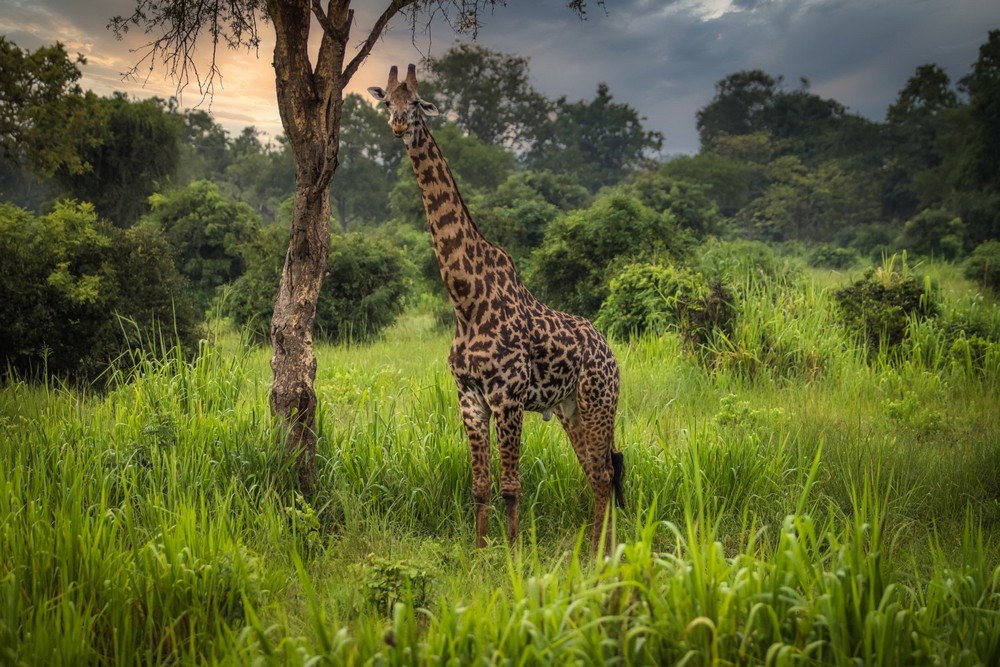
367,64 -> 439,141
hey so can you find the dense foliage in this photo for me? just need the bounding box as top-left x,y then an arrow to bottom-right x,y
227,224 -> 411,343
0,201 -> 200,380
528,194 -> 689,317
142,180 -> 261,309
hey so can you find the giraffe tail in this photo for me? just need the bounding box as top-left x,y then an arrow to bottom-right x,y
611,449 -> 625,510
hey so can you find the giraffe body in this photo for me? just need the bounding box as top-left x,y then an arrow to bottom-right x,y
369,66 -> 623,553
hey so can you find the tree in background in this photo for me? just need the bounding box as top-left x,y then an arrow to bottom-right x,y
109,0 -> 600,491
528,194 -> 689,317
141,180 -> 262,308
884,64 -> 960,218
177,108 -> 234,184
422,43 -> 552,151
529,83 -> 664,192
958,29 -> 1000,192
223,131 -> 295,221
696,70 -> 782,149
331,94 -> 405,232
0,38 -> 103,179
226,221 -> 411,344
55,94 -> 181,227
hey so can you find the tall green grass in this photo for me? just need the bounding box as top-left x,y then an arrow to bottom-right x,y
1,272 -> 998,664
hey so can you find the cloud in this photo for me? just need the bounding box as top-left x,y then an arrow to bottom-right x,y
4,0 -> 999,152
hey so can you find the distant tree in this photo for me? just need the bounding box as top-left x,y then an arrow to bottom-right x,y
223,132 -> 295,221
616,170 -> 723,238
56,93 -> 181,226
696,70 -> 781,149
660,153 -> 754,217
177,108 -> 232,183
958,29 -> 1000,191
528,194 -> 689,317
141,180 -> 261,308
897,208 -> 965,259
529,83 -> 663,192
109,0 -> 602,490
422,43 -> 551,150
0,38 -> 103,178
884,64 -> 961,218
330,93 -> 405,231
964,240 -> 1000,293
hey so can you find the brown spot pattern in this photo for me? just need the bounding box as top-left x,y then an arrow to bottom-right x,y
375,67 -> 623,555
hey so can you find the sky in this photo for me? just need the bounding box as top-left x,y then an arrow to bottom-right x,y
3,0 -> 999,155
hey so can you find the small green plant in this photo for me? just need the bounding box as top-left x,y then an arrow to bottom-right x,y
833,255 -> 939,359
283,493 -> 322,556
882,391 -> 946,437
358,552 -> 437,616
964,240 -> 1000,293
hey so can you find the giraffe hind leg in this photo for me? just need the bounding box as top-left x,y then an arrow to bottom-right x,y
555,395 -> 618,555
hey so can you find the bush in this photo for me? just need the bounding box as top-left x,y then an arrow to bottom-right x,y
527,194 -> 690,317
833,257 -> 939,358
695,238 -> 800,288
595,263 -> 734,347
964,240 -> 1000,293
0,201 -> 201,381
617,171 -> 724,238
897,208 -> 965,260
227,226 -> 411,343
808,243 -> 859,269
142,181 -> 261,309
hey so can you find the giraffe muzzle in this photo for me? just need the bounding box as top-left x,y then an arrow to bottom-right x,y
391,123 -> 408,137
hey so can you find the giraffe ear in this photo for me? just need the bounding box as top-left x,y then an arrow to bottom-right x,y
416,98 -> 439,117
367,87 -> 387,103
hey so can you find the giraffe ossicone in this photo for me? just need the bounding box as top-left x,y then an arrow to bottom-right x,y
369,64 -> 624,555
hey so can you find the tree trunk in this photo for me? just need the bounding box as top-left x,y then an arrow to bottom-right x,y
270,171 -> 330,492
267,0 -> 347,492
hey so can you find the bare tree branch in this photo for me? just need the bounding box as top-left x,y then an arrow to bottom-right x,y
342,0 -> 418,85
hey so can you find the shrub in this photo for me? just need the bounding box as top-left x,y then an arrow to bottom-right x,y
897,208 -> 965,260
227,226 -> 411,343
527,194 -> 690,317
142,181 -> 261,309
833,257 -> 939,358
808,243 -> 859,269
596,263 -> 703,339
696,238 -> 800,288
596,263 -> 734,348
0,201 -> 201,381
616,171 -> 724,238
964,240 -> 1000,293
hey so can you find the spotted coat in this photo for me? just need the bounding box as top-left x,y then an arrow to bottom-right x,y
369,65 -> 623,553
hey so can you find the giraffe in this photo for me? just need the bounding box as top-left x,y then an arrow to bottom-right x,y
368,65 -> 624,554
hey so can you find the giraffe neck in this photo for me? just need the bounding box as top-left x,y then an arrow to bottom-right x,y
406,121 -> 489,307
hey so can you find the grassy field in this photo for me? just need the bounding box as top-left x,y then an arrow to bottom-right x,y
2,262 -> 999,665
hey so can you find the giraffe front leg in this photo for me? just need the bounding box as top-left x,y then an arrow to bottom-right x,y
458,387 -> 492,548
492,401 -> 525,547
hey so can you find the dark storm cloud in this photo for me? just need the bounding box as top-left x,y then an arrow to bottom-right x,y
3,0 -> 999,153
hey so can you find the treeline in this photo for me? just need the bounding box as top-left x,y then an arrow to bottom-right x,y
1,33 -> 999,381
